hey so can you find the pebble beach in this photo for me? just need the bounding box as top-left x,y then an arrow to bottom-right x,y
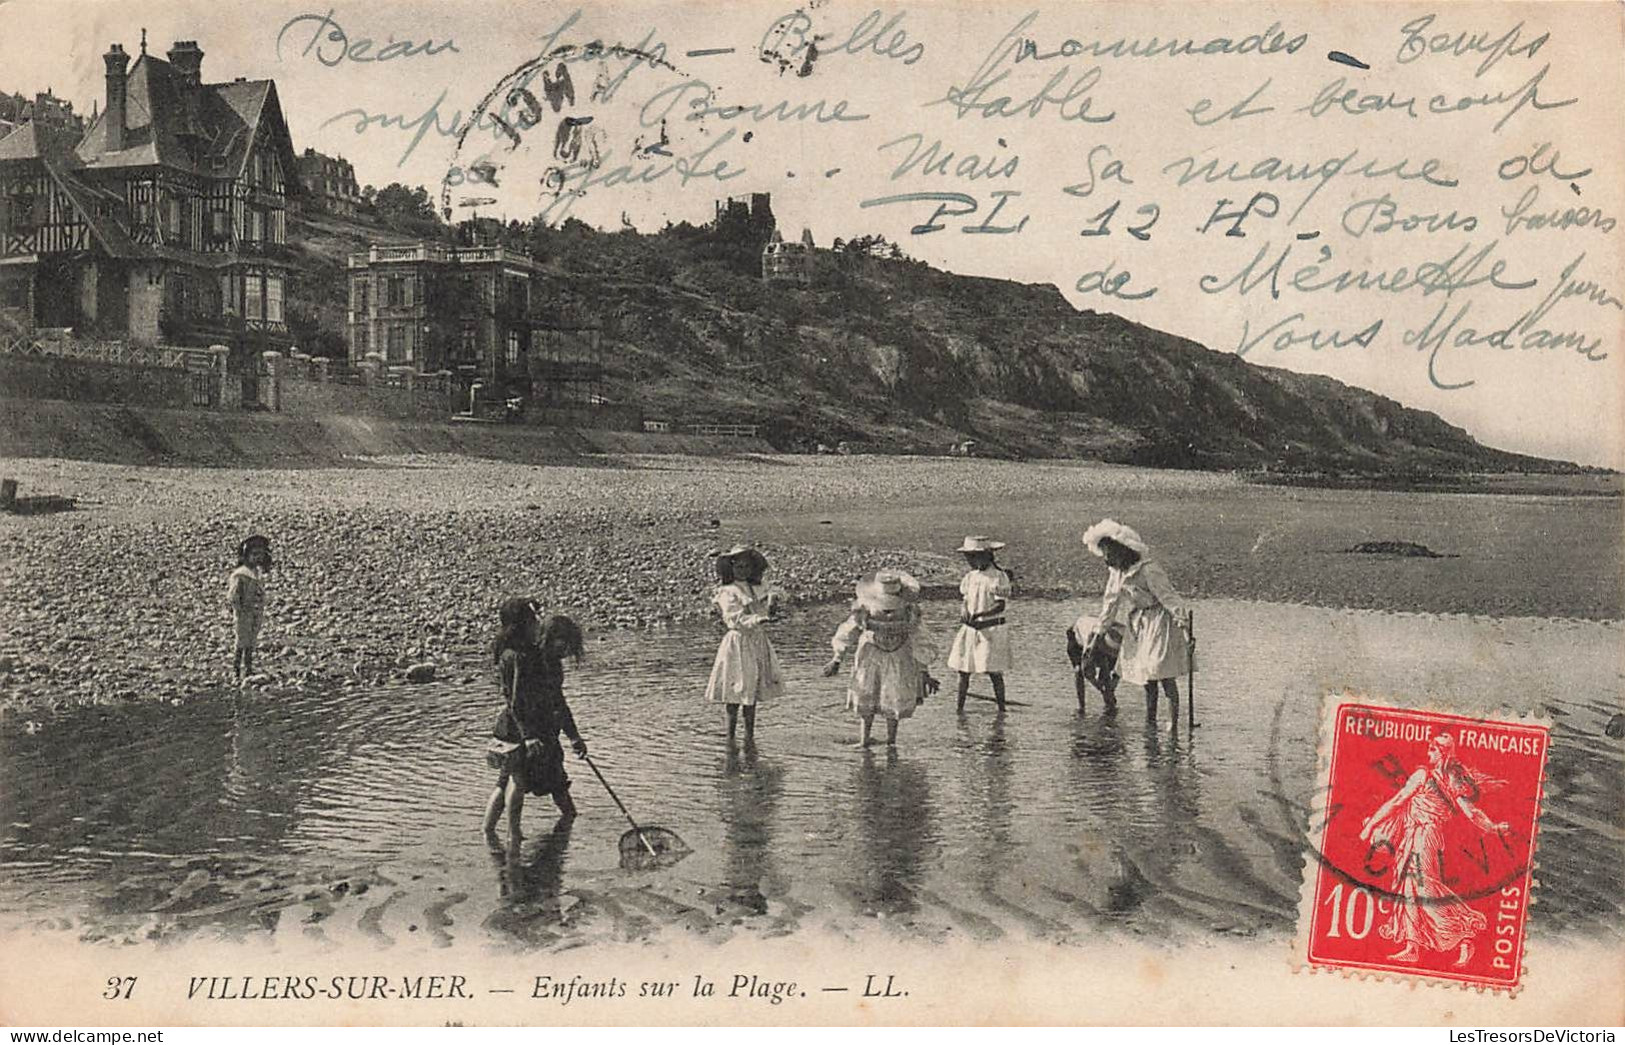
0,452 -> 1618,723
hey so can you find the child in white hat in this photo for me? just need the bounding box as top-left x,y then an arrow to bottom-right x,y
1081,519 -> 1191,731
822,570 -> 940,748
947,536 -> 1013,711
703,546 -> 785,743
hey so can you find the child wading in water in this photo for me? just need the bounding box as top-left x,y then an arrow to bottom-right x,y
483,600 -> 589,840
822,570 -> 939,748
947,536 -> 1013,711
1082,519 -> 1192,732
228,534 -> 272,680
703,546 -> 784,743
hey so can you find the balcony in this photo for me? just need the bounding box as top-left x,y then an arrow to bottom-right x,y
347,244 -> 539,269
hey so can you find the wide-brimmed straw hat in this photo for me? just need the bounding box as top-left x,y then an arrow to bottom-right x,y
1082,519 -> 1148,558
717,544 -> 769,574
855,569 -> 921,613
956,535 -> 1006,553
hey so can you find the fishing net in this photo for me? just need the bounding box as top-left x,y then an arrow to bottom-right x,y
618,827 -> 690,871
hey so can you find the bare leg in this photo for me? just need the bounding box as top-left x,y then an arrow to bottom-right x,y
243,648 -> 255,677
742,704 -> 756,743
956,672 -> 970,712
553,788 -> 577,820
1162,679 -> 1180,733
233,649 -> 243,678
858,714 -> 874,748
885,716 -> 899,747
990,673 -> 1006,709
482,784 -> 506,834
1145,683 -> 1159,722
726,703 -> 739,739
505,776 -> 526,841
1074,668 -> 1089,713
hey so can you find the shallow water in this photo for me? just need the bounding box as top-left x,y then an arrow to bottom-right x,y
1,599 -> 1620,951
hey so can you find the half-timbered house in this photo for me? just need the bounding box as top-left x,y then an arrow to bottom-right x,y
0,38 -> 299,350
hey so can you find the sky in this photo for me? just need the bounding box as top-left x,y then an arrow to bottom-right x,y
4,0 -> 1622,467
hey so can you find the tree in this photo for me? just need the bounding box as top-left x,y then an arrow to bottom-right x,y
372,183 -> 438,224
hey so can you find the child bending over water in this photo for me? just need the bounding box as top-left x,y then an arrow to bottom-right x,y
822,570 -> 940,748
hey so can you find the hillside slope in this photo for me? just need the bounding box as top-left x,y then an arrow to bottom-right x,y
290,211 -> 1575,474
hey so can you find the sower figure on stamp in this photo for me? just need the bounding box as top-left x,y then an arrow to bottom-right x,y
1359,733 -> 1510,966
1082,520 -> 1191,732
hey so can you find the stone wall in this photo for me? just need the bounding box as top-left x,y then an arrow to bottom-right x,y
0,353 -> 201,409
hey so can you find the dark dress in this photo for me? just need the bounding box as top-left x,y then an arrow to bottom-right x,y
491,647 -> 581,798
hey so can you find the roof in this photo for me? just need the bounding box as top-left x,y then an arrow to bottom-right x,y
75,54 -> 296,185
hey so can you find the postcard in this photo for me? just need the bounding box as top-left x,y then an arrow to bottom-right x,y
0,0 -> 1620,1027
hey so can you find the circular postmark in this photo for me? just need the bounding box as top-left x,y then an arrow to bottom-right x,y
440,10 -> 759,228
1268,699 -> 1543,909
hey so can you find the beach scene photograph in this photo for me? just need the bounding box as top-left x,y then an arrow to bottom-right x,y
0,0 -> 1621,1027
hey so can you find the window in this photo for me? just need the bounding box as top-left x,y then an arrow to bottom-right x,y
352,277 -> 369,312
505,329 -> 520,366
0,275 -> 27,308
219,273 -> 238,316
357,325 -> 370,352
133,190 -> 155,231
246,208 -> 264,244
244,272 -> 264,319
266,275 -> 283,323
208,208 -> 229,242
387,325 -> 405,361
9,193 -> 37,232
166,195 -> 182,242
459,322 -> 476,360
387,276 -> 406,308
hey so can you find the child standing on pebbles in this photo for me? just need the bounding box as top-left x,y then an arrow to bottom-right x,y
227,534 -> 272,681
947,536 -> 1013,711
484,600 -> 589,840
704,546 -> 784,743
823,570 -> 940,748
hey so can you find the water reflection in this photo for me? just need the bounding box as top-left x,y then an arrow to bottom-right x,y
718,740 -> 783,916
845,749 -> 934,917
484,820 -> 574,947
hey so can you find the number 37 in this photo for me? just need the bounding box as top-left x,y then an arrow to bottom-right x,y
103,976 -> 137,1000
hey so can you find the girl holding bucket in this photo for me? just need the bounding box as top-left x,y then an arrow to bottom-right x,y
822,570 -> 940,748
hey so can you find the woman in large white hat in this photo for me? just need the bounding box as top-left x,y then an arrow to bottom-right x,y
1081,520 -> 1191,731
822,570 -> 940,748
947,536 -> 1013,711
704,545 -> 785,743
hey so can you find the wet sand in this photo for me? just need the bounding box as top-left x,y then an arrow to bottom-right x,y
2,598 -> 1619,954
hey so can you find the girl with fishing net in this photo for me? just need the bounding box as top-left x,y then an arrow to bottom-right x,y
483,599 -> 589,841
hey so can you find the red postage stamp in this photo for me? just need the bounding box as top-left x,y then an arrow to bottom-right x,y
1300,699 -> 1551,992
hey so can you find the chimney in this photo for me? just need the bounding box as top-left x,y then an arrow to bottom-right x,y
103,44 -> 129,152
167,40 -> 204,88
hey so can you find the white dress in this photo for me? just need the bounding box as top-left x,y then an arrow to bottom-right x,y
832,606 -> 937,721
704,582 -> 784,706
946,566 -> 1012,674
1099,560 -> 1190,685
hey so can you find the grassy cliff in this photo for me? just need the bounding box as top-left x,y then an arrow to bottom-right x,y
288,209 -> 1579,475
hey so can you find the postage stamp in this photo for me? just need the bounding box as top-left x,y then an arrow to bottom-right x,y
1299,697 -> 1551,993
